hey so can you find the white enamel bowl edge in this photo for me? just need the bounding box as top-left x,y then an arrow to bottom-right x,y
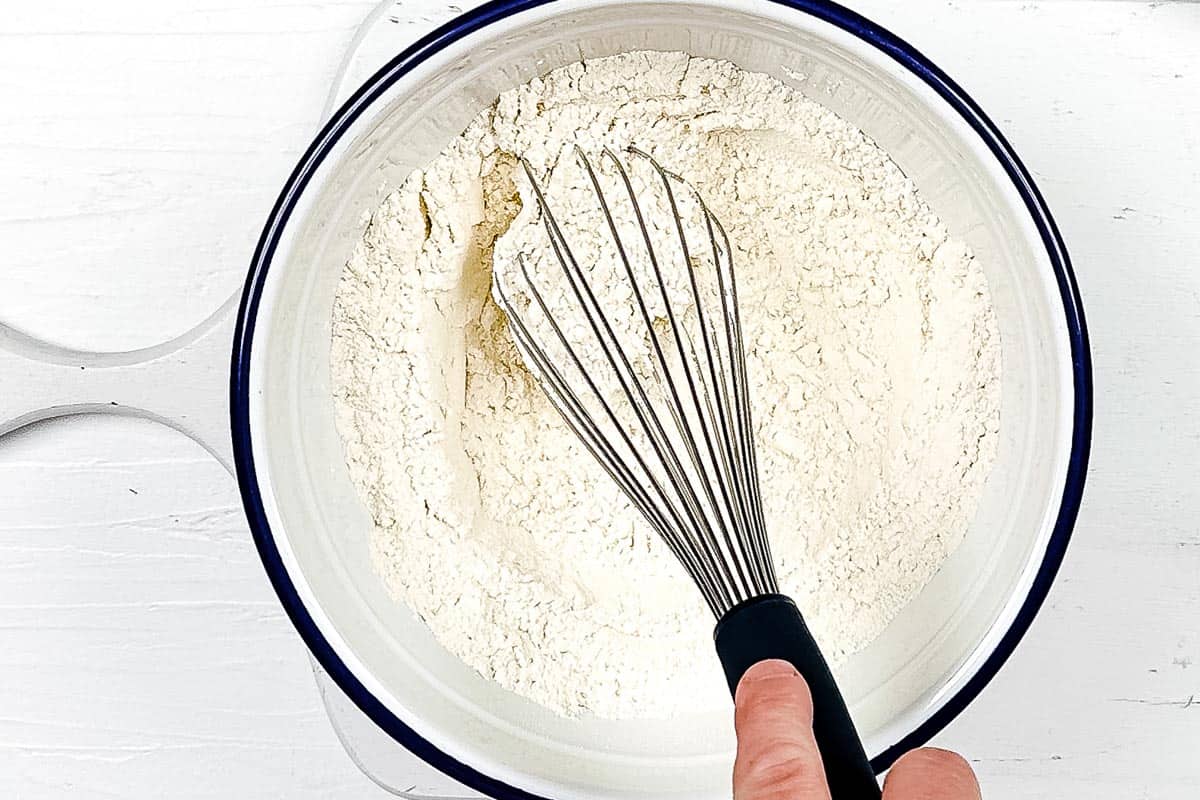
231,2 -> 1091,798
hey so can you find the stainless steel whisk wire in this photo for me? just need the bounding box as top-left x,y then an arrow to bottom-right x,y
498,146 -> 881,800
494,146 -> 779,618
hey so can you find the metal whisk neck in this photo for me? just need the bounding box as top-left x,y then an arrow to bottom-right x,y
495,145 -> 779,618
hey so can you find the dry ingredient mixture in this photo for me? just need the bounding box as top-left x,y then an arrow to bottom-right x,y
331,51 -> 1001,719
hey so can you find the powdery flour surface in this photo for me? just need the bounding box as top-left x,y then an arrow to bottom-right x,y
331,51 -> 1001,719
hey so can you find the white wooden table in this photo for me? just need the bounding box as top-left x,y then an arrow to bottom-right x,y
1,1 -> 1197,797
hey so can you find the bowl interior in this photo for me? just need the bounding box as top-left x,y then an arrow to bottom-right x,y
246,2 -> 1073,798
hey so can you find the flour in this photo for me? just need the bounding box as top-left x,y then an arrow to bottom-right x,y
331,51 -> 1001,719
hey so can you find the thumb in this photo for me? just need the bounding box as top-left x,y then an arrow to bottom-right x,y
733,659 -> 832,800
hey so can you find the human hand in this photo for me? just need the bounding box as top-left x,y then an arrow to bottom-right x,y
734,660 -> 982,800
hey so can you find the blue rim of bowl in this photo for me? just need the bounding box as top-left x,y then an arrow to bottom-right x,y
231,0 -> 1092,794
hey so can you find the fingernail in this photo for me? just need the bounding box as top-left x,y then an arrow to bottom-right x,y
740,659 -> 800,684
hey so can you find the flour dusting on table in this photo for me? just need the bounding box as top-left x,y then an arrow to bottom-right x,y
330,51 -> 1001,719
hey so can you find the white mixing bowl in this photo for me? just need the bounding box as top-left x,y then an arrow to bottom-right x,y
231,1 -> 1092,797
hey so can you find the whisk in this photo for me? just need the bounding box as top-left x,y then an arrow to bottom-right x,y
493,146 -> 880,799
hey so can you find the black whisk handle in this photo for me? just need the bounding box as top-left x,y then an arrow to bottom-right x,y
714,594 -> 881,800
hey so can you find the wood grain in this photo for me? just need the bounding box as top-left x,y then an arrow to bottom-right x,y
0,0 -> 1197,797
0,417 -> 377,797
